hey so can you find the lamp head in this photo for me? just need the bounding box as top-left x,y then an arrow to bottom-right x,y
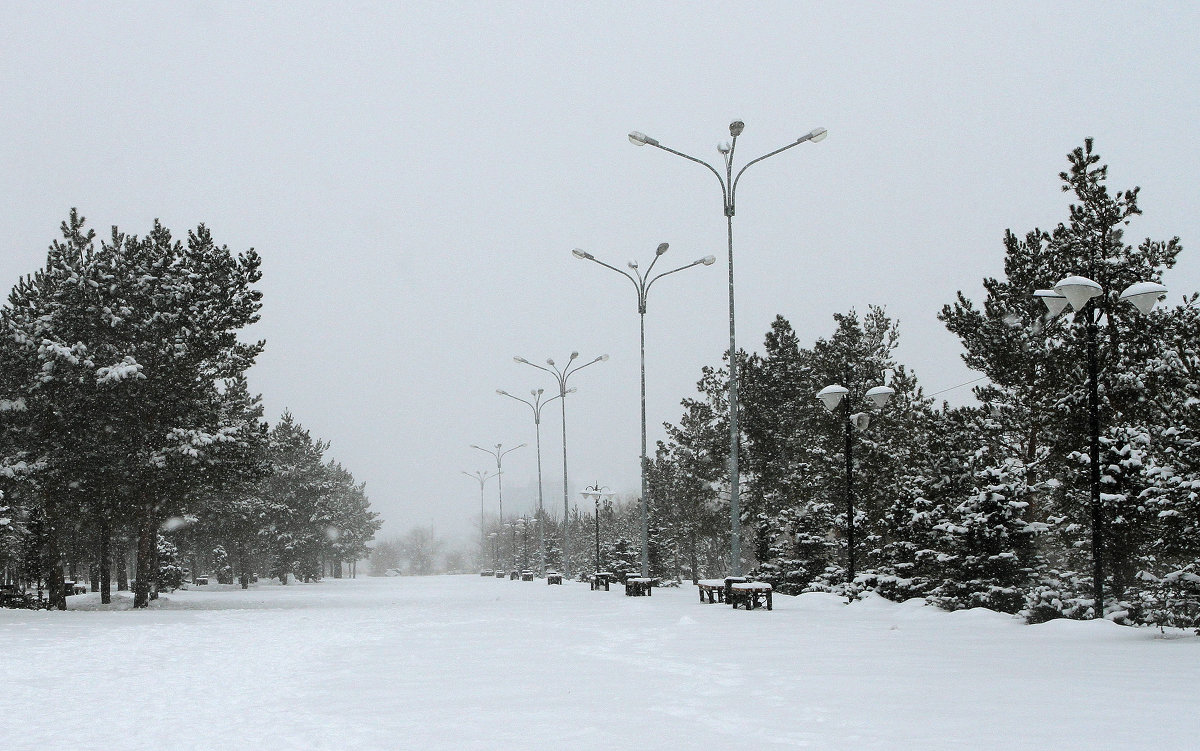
1034,289 -> 1069,317
628,131 -> 659,147
513,356 -> 527,364
865,385 -> 895,409
700,255 -> 716,266
598,354 -> 609,362
807,127 -> 828,143
729,120 -> 744,137
546,358 -> 555,366
717,142 -> 731,155
566,387 -> 578,394
656,242 -> 669,256
817,384 -> 849,412
535,388 -> 543,396
570,351 -> 579,361
572,248 -> 591,260
1120,281 -> 1168,314
496,389 -> 507,396
1053,275 -> 1102,310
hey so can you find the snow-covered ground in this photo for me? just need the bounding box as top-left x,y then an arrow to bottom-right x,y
2,575 -> 1196,750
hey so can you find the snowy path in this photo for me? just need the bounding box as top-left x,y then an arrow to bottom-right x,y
1,576 -> 1195,750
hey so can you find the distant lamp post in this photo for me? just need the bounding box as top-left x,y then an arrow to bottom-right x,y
1034,275 -> 1167,618
580,483 -> 614,574
471,442 -> 525,533
462,469 -> 497,570
488,532 -> 498,572
817,381 -> 894,588
498,388 -> 566,576
572,243 -> 714,578
514,352 -> 609,578
630,120 -> 827,576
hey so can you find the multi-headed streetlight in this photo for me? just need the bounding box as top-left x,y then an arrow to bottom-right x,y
816,382 -> 895,587
497,388 -> 567,576
514,352 -> 609,578
462,469 -> 498,569
1035,276 -> 1167,618
470,443 -> 525,534
572,243 -> 714,577
580,483 -> 614,575
629,120 -> 827,576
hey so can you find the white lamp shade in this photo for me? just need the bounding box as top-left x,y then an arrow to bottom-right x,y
865,385 -> 895,408
817,384 -> 849,412
1034,289 -> 1070,317
1119,281 -> 1168,314
1053,275 -> 1102,310
851,412 -> 871,432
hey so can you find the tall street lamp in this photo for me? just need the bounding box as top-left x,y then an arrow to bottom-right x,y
630,120 -> 828,576
514,352 -> 609,578
488,532 -> 498,572
1035,276 -> 1167,618
580,483 -> 613,575
471,443 -> 525,535
462,469 -> 498,569
817,382 -> 894,587
572,243 -> 715,577
497,388 -> 567,576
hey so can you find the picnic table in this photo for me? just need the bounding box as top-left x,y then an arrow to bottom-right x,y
546,572 -> 562,585
520,571 -> 534,582
590,572 -> 613,591
729,581 -> 773,611
624,577 -> 655,596
696,576 -> 747,604
480,569 -> 494,577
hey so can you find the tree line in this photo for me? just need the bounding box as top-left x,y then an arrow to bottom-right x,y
0,211 -> 380,608
481,142 -> 1198,628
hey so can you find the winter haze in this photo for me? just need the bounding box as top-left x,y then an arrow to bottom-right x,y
2,2 -> 1198,547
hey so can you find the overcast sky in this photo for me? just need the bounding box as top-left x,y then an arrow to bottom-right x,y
3,2 -> 1198,548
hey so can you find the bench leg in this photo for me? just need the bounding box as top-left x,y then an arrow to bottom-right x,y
766,591 -> 773,610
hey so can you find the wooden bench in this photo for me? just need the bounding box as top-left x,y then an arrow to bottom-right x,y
480,569 -> 494,577
590,572 -> 613,591
697,577 -> 747,604
625,577 -> 655,596
546,572 -> 562,585
520,571 -> 534,582
509,570 -> 520,580
729,581 -> 773,611
494,571 -> 506,578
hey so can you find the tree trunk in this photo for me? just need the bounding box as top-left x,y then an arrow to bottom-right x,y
116,540 -> 129,591
43,517 -> 65,610
99,520 -> 112,605
689,529 -> 699,585
333,559 -> 343,579
133,508 -> 155,608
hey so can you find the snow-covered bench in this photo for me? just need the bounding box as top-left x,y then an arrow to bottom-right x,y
729,581 -> 773,611
624,577 -> 655,596
590,572 -> 613,591
546,572 -> 562,585
697,576 -> 747,604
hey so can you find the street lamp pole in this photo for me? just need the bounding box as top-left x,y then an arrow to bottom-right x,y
630,121 -> 828,576
580,484 -> 613,575
461,469 -> 498,568
817,383 -> 894,587
497,388 -> 565,576
572,244 -> 715,577
1035,276 -> 1167,618
514,352 -> 608,579
470,443 -> 525,537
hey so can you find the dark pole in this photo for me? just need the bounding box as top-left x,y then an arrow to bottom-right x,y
594,496 -> 601,573
1087,305 -> 1104,617
844,404 -> 855,585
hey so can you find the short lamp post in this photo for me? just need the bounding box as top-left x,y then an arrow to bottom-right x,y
514,352 -> 609,579
572,243 -> 714,577
817,382 -> 894,587
580,484 -> 614,574
630,120 -> 827,577
1034,275 -> 1167,618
